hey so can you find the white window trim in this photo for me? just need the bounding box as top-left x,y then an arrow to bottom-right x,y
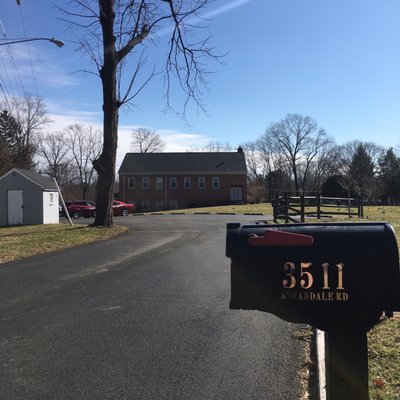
212,177 -> 220,189
142,177 -> 149,189
156,176 -> 163,190
184,177 -> 191,189
170,177 -> 177,189
128,177 -> 135,189
198,176 -> 205,189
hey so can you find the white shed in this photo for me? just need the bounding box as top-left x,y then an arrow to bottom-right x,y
0,168 -> 59,226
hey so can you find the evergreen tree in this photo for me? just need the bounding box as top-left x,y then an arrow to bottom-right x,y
321,175 -> 348,197
0,109 -> 36,169
378,148 -> 400,204
348,143 -> 375,199
0,136 -> 11,175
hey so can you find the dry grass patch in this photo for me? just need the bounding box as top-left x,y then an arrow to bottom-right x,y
368,316 -> 400,400
0,223 -> 128,264
156,202 -> 274,215
362,207 -> 400,243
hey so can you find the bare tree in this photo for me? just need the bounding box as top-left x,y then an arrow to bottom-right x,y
241,140 -> 270,203
37,131 -> 76,186
306,141 -> 340,192
65,124 -> 102,199
263,114 -> 332,194
61,0 -> 220,226
241,138 -> 293,201
11,94 -> 49,140
335,140 -> 384,200
189,141 -> 232,152
131,127 -> 165,153
202,141 -> 232,152
0,94 -> 49,170
241,140 -> 265,184
296,130 -> 335,193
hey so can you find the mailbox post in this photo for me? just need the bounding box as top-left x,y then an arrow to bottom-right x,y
226,222 -> 400,400
325,333 -> 369,400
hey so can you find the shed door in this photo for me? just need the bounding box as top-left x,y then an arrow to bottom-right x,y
230,187 -> 243,202
8,190 -> 23,225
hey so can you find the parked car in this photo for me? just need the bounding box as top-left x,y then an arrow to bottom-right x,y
63,200 -> 96,219
112,200 -> 134,216
62,200 -> 134,219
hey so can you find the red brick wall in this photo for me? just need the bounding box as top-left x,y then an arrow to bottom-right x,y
119,174 -> 247,212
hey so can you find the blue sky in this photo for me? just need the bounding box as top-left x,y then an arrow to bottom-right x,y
1,0 -> 399,169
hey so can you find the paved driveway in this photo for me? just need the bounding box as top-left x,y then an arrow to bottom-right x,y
0,215 -> 304,400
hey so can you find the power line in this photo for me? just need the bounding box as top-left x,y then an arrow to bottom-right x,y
0,19 -> 23,105
0,17 -> 27,102
17,2 -> 39,96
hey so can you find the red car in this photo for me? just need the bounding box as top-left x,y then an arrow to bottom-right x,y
112,200 -> 135,216
64,200 -> 96,219
74,200 -> 134,218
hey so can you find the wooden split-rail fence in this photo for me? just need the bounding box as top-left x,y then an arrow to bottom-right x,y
272,193 -> 363,223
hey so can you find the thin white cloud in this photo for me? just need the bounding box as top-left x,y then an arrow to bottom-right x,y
0,43 -> 79,91
159,130 -> 212,151
35,66 -> 78,88
46,108 -> 102,132
201,0 -> 255,19
155,0 -> 254,37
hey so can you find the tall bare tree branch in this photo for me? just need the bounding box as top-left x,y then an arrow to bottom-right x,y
59,0 -> 220,226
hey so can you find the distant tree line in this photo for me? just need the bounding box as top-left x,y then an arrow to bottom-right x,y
0,95 -> 102,200
0,94 -> 48,173
1,100 -> 400,205
242,113 -> 400,205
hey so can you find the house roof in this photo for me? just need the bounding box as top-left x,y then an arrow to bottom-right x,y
0,168 -> 58,191
118,151 -> 247,175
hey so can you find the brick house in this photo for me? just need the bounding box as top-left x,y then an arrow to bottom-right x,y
118,148 -> 247,212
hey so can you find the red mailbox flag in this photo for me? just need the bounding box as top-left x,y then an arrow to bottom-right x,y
248,229 -> 314,247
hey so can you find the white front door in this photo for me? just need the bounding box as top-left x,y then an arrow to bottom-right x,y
8,190 -> 24,225
230,187 -> 243,202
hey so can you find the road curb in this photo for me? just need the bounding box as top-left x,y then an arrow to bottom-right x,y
316,329 -> 326,400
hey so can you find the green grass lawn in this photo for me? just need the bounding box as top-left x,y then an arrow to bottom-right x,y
0,223 -> 127,264
153,202 -> 274,215
368,318 -> 400,400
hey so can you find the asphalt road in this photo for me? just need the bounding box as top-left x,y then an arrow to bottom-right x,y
0,215 -> 304,400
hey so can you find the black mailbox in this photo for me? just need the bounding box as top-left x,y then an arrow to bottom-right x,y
226,222 -> 400,333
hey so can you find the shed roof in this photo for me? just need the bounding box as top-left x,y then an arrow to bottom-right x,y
0,168 -> 58,190
118,151 -> 247,174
